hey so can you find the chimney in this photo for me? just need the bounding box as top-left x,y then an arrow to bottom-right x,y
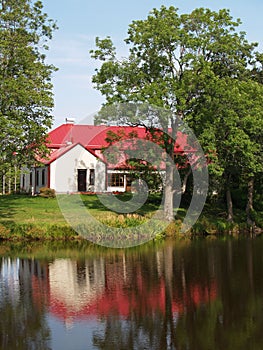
65,117 -> 75,124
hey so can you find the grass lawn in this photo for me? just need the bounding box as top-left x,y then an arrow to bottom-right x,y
0,193 -> 260,241
0,193 -> 162,226
0,194 -> 67,225
0,193 -> 164,241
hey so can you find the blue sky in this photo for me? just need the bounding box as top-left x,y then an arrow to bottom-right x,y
42,0 -> 263,127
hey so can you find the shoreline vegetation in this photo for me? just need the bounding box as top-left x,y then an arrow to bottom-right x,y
0,193 -> 262,243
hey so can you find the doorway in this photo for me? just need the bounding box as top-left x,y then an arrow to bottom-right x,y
77,169 -> 87,192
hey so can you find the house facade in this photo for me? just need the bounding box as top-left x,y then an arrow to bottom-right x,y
20,121 -> 189,194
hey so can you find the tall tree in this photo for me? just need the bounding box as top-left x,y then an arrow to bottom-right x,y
191,76 -> 263,223
244,55 -> 263,226
91,6 -> 260,224
0,0 -> 57,189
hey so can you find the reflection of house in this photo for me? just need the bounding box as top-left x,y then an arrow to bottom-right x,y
42,255 -> 217,322
0,258 -> 20,304
20,120 -> 192,194
0,256 -> 217,324
0,257 -> 49,307
48,258 -> 105,315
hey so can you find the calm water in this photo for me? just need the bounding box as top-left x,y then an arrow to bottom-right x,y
0,238 -> 263,350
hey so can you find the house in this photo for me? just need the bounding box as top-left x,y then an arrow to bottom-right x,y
20,120 -> 192,194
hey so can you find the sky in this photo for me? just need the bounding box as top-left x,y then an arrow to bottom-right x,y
42,0 -> 263,128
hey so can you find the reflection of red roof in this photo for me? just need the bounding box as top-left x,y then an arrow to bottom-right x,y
43,124 -> 195,165
31,257 -> 217,323
48,277 -> 217,322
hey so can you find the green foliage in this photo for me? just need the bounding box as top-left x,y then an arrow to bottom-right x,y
91,6 -> 257,115
0,222 -> 78,241
192,216 -> 234,235
98,213 -> 147,227
91,5 -> 263,223
250,210 -> 263,228
0,0 -> 58,175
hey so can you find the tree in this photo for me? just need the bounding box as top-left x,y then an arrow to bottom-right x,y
244,55 -> 263,227
190,76 -> 263,223
0,0 -> 57,191
91,6 -> 261,224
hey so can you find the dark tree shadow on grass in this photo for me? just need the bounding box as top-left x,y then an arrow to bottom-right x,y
0,195 -> 21,220
81,193 -> 162,215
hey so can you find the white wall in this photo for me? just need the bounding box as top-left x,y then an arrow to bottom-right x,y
50,144 -> 106,193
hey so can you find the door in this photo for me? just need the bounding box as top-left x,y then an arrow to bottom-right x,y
77,169 -> 87,192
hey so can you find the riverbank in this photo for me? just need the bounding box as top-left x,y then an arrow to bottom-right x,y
0,194 -> 262,241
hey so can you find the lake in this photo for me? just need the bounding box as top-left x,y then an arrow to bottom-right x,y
0,237 -> 263,350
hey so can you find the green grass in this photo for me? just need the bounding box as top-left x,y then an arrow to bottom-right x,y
0,193 -> 158,225
0,193 -> 163,241
0,193 -> 261,241
0,194 -> 66,225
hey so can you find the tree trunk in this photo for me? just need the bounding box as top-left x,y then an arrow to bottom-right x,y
164,162 -> 174,222
225,173 -> 234,222
8,168 -> 11,194
2,174 -> 5,195
246,177 -> 255,226
226,187 -> 234,222
14,165 -> 17,193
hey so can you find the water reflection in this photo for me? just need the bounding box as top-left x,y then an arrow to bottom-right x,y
0,258 -> 51,350
49,258 -> 105,322
1,239 -> 263,349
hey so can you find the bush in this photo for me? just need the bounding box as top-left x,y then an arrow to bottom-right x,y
164,220 -> 182,237
250,210 -> 263,228
0,224 -> 11,239
39,187 -> 55,198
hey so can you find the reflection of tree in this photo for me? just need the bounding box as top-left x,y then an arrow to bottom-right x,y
212,240 -> 263,350
0,258 -> 51,350
173,240 -> 263,350
93,242 -> 218,350
92,240 -> 263,350
2,240 -> 263,349
93,316 -> 133,349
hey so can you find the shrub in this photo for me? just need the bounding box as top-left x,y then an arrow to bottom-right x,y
0,224 -> 11,239
164,220 -> 182,237
250,210 -> 263,228
39,187 -> 56,198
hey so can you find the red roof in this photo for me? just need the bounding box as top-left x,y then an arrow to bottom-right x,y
47,124 -> 108,149
88,126 -> 149,149
43,124 -> 195,165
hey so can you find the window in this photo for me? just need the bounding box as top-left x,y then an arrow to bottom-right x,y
41,169 -> 45,186
36,170 -> 39,186
89,169 -> 95,186
107,173 -> 124,187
